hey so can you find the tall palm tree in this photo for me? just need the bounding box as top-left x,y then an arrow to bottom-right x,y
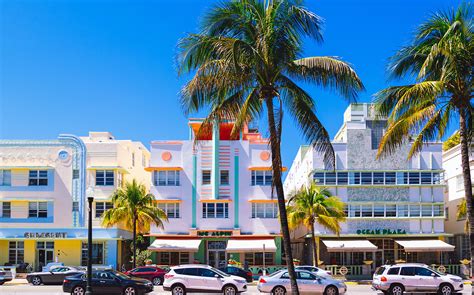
287,183 -> 346,267
177,1 -> 363,292
375,3 -> 473,272
102,180 -> 167,268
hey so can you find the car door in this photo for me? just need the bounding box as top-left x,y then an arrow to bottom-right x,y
279,272 -> 292,291
93,271 -> 121,294
198,268 -> 222,291
177,268 -> 203,290
50,267 -> 69,284
399,267 -> 417,291
297,271 -> 320,294
414,267 -> 439,292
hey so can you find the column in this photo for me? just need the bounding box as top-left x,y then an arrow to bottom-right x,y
192,152 -> 197,228
234,151 -> 239,229
211,119 -> 220,199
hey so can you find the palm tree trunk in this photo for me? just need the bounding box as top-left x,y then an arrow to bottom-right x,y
311,223 -> 318,267
132,214 -> 137,269
265,98 -> 299,295
459,109 -> 473,277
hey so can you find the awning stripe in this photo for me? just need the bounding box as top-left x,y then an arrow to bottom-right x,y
148,239 -> 202,252
395,240 -> 455,252
226,239 -> 276,253
322,240 -> 378,252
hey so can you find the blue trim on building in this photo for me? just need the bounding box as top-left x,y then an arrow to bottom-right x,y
0,227 -> 133,239
47,201 -> 54,217
106,240 -> 118,269
0,217 -> 54,223
0,170 -> 55,192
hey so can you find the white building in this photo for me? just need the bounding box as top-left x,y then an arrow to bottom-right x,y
284,103 -> 455,278
147,119 -> 284,274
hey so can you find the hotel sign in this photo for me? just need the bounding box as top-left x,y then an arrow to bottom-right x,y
197,231 -> 232,237
356,229 -> 407,235
24,232 -> 68,238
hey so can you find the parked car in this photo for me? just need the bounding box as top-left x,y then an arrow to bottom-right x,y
0,269 -> 13,285
125,266 -> 167,285
296,266 -> 333,278
62,269 -> 153,295
218,266 -> 253,283
163,264 -> 247,294
27,266 -> 84,285
372,263 -> 464,295
257,269 -> 347,295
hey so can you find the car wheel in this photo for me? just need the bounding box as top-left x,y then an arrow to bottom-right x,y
31,276 -> 42,286
389,284 -> 404,295
223,285 -> 237,295
172,284 -> 186,295
123,286 -> 137,295
272,286 -> 286,295
152,277 -> 162,285
71,286 -> 85,295
324,285 -> 339,295
438,284 -> 454,295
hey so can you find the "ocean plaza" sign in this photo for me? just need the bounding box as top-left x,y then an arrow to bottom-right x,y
356,229 -> 407,235
24,232 -> 68,238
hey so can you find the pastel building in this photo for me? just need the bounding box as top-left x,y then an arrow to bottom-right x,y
284,103 -> 455,278
147,119 -> 283,273
443,141 -> 472,263
0,132 -> 150,271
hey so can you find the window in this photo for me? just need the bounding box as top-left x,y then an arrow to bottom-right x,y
361,204 -> 373,217
361,172 -> 372,185
433,205 -> 443,217
349,172 -> 361,185
325,173 -> 336,185
154,170 -> 180,186
414,267 -> 434,277
142,154 -> 147,167
251,170 -> 272,186
202,202 -> 228,218
199,268 -> 217,278
158,203 -> 180,218
220,170 -> 229,185
373,172 -> 385,185
409,204 -> 421,217
337,172 -> 348,185
252,203 -> 278,218
349,204 -> 361,217
202,170 -> 211,185
408,172 -> 420,185
81,242 -> 104,266
386,204 -> 397,217
432,172 -> 442,184
244,252 -> 274,265
73,169 -> 80,179
374,205 -> 385,217
96,170 -> 114,186
28,202 -> 48,218
8,241 -> 24,264
385,172 -> 396,185
314,172 -> 325,184
420,172 -> 432,184
0,170 -> 11,186
2,202 -> 11,218
72,201 -> 79,212
397,172 -> 407,185
422,204 -> 433,217
158,252 -> 190,265
397,204 -> 409,217
387,267 -> 400,275
132,153 -> 135,167
297,271 -> 316,280
456,175 -> 464,191
29,170 -> 48,186
95,202 -> 113,218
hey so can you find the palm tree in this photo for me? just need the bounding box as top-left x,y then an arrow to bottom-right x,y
375,3 -> 473,271
177,1 -> 363,292
287,183 -> 346,267
102,180 -> 167,268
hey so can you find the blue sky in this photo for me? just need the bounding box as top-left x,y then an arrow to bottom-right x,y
0,0 -> 461,168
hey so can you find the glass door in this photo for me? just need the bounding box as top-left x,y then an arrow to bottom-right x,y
36,241 -> 54,271
207,241 -> 227,268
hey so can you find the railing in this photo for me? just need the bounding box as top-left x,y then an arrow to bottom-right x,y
249,265 -> 286,276
324,265 -> 364,277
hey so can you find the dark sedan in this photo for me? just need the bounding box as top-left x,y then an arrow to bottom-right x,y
124,266 -> 167,285
218,266 -> 253,282
27,266 -> 84,285
62,270 -> 153,295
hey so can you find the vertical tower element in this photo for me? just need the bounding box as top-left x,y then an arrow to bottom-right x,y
192,151 -> 197,228
212,119 -> 220,199
234,148 -> 239,228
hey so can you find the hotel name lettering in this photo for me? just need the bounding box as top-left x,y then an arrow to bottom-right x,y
356,229 -> 407,235
197,231 -> 232,237
24,232 -> 68,238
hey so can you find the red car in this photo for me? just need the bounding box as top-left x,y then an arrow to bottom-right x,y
124,266 -> 167,285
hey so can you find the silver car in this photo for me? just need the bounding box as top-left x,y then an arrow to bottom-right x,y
372,263 -> 464,295
257,269 -> 346,295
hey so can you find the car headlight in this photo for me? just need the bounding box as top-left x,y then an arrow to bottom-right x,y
451,278 -> 462,283
235,279 -> 246,284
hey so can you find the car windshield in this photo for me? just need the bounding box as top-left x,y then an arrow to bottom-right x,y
210,267 -> 230,277
113,271 -> 132,280
268,270 -> 285,277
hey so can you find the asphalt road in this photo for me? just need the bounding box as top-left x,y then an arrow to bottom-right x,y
0,284 -> 472,295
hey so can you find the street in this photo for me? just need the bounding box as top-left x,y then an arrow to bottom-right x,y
0,283 -> 471,295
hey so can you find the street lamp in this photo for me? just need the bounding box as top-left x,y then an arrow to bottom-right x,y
86,188 -> 94,295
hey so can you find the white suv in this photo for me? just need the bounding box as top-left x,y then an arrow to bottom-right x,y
163,264 -> 247,295
372,263 -> 464,295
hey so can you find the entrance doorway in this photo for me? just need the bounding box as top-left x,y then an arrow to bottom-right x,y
36,241 -> 54,271
207,241 -> 227,268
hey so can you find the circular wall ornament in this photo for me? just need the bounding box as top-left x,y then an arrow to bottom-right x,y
161,151 -> 172,161
339,266 -> 348,275
260,151 -> 270,161
437,265 -> 446,273
58,150 -> 70,161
